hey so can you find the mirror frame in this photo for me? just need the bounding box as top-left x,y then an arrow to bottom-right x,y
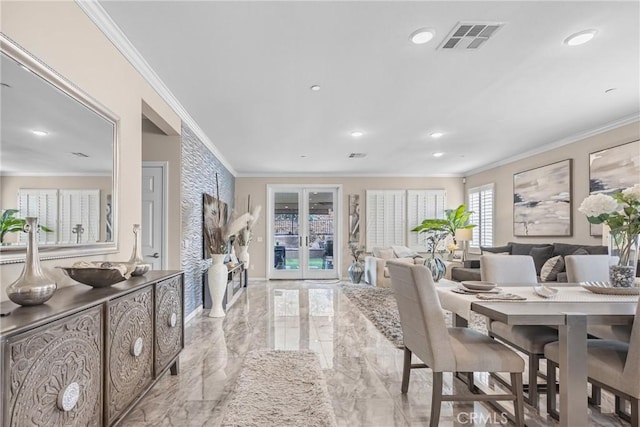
0,33 -> 120,264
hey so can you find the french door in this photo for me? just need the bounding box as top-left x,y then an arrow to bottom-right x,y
267,185 -> 341,279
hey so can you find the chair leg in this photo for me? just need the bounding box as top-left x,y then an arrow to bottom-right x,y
526,354 -> 540,408
401,347 -> 411,394
589,385 -> 601,406
430,372 -> 443,427
511,373 -> 525,427
631,398 -> 639,427
547,361 -> 559,421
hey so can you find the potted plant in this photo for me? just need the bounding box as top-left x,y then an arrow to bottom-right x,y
411,204 -> 476,281
1,209 -> 53,244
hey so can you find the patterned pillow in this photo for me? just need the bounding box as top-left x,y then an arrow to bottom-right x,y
572,248 -> 589,256
540,255 -> 565,282
391,245 -> 419,258
373,247 -> 395,259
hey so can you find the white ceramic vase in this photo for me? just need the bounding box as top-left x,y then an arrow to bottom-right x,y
208,254 -> 228,318
238,245 -> 250,269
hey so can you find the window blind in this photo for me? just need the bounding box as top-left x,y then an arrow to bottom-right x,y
406,190 -> 447,251
17,189 -> 58,244
365,190 -> 406,252
468,184 -> 494,248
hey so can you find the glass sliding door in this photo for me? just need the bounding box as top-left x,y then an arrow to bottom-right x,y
268,186 -> 340,280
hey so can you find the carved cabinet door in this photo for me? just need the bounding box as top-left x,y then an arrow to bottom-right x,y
154,275 -> 183,374
5,305 -> 103,427
105,286 -> 153,425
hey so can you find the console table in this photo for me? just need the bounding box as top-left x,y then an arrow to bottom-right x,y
0,270 -> 184,426
203,262 -> 247,311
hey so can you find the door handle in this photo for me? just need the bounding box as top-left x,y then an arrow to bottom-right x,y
146,252 -> 160,259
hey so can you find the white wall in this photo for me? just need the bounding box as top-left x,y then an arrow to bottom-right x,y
465,122 -> 640,247
1,1 -> 181,299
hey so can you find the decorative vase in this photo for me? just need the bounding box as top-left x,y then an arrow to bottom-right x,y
425,255 -> 446,282
608,231 -> 639,288
7,217 -> 57,306
238,245 -> 250,269
348,261 -> 364,284
208,254 -> 228,317
128,224 -> 150,276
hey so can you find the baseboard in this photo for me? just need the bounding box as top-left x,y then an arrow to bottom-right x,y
184,306 -> 203,325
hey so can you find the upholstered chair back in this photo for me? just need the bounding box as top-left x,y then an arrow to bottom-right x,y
565,255 -> 610,283
623,301 -> 640,398
480,255 -> 537,284
388,261 -> 455,372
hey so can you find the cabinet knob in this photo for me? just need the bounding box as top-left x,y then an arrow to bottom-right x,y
131,337 -> 144,357
57,382 -> 80,412
168,312 -> 177,328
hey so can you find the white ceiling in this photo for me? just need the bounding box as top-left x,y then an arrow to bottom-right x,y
98,1 -> 640,177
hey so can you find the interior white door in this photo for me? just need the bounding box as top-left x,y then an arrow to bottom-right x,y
268,185 -> 340,280
141,164 -> 165,270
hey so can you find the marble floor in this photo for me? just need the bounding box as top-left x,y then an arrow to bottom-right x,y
121,280 -> 631,426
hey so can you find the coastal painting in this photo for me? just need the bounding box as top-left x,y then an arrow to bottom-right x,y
589,140 -> 640,235
513,159 -> 572,236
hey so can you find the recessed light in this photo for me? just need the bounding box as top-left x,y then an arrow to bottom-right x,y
409,28 -> 436,45
31,130 -> 48,136
310,85 -> 321,91
300,154 -> 308,158
564,29 -> 597,46
605,88 -> 617,93
350,131 -> 364,138
433,152 -> 444,158
430,132 -> 444,139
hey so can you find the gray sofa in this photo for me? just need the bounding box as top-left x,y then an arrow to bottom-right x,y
450,241 -> 609,282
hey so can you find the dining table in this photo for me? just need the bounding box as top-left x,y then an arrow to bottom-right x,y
435,279 -> 638,427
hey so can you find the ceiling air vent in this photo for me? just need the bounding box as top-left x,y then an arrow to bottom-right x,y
438,22 -> 504,50
348,153 -> 367,159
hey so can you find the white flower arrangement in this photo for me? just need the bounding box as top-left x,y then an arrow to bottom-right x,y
578,193 -> 619,217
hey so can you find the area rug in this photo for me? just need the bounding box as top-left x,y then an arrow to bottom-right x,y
340,284 -> 487,348
221,350 -> 337,427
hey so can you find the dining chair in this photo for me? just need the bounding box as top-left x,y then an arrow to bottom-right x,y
388,260 -> 525,427
566,255 -> 632,343
544,300 -> 639,427
480,255 -> 558,407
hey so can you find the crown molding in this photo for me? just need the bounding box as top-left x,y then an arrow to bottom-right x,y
464,114 -> 640,176
76,0 -> 237,176
236,172 -> 464,178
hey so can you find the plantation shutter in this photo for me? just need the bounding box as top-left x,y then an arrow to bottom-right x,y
17,189 -> 58,244
365,190 -> 406,252
468,184 -> 494,248
406,190 -> 447,251
59,189 -> 100,244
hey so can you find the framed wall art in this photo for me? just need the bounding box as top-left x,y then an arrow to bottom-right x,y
589,140 -> 640,235
513,159 -> 572,237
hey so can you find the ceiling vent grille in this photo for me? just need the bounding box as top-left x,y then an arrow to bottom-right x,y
348,153 -> 367,159
439,22 -> 504,50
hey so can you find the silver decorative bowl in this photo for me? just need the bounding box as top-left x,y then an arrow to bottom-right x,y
58,266 -> 127,288
130,263 -> 151,276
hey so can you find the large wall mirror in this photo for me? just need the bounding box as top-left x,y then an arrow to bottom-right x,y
0,34 -> 119,264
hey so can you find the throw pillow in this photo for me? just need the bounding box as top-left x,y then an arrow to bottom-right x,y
373,247 -> 395,260
481,245 -> 512,254
572,248 -> 589,256
540,255 -> 565,282
530,246 -> 554,275
391,245 -> 419,259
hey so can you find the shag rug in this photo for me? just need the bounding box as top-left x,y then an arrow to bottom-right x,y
340,284 -> 487,348
221,350 -> 337,427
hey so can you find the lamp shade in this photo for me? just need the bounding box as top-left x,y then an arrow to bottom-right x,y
455,228 -> 473,241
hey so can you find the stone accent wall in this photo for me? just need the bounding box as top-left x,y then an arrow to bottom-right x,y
181,124 -> 235,316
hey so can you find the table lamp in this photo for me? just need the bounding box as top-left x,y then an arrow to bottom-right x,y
455,228 -> 473,262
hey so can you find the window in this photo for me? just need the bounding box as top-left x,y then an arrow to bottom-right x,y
18,188 -> 101,244
365,189 -> 447,252
467,183 -> 494,249
365,190 -> 405,252
407,190 -> 446,251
